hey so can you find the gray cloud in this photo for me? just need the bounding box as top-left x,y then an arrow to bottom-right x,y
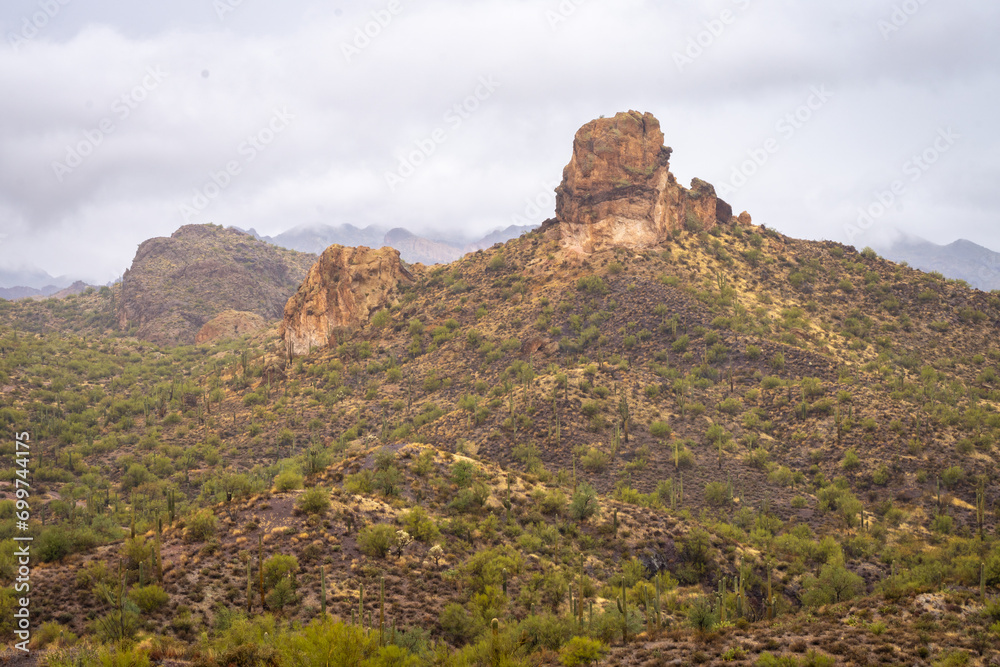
0,0 -> 998,283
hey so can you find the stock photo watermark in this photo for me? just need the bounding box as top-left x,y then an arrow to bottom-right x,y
341,0 -> 403,63
845,127 -> 960,243
51,66 -> 169,183
383,76 -> 501,191
878,0 -> 932,40
6,0 -> 71,51
12,431 -> 33,653
546,0 -> 588,31
716,85 -> 834,199
179,108 -> 294,222
673,0 -> 753,72
214,0 -> 245,21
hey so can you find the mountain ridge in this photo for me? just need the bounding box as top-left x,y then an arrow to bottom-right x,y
876,233 -> 1000,292
1,112 -> 999,665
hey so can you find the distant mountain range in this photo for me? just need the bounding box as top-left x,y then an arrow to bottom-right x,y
238,223 -> 538,266
0,267 -> 77,300
7,223 -> 993,301
0,224 -> 538,300
876,235 -> 1000,292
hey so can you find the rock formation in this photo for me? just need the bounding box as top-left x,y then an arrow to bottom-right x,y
116,224 -> 316,345
552,110 -> 735,253
280,245 -> 414,356
195,310 -> 267,344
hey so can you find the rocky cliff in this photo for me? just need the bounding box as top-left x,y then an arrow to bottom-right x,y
280,245 -> 414,355
117,224 -> 316,345
552,110 -> 738,253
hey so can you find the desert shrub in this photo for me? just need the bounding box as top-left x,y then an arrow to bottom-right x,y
439,602 -> 483,644
297,486 -> 331,515
358,524 -> 397,559
129,584 -> 169,613
576,276 -> 607,294
932,514 -> 953,534
687,596 -> 716,633
536,488 -> 567,515
514,613 -> 576,652
32,621 -> 76,649
801,562 -> 865,606
262,554 -> 299,591
580,448 -> 610,473
274,469 -> 304,492
280,618 -> 380,665
941,466 -> 964,487
650,421 -> 671,438
704,482 -> 730,506
36,527 -> 72,563
451,460 -> 476,488
871,465 -> 889,486
184,509 -> 216,542
841,448 -> 860,471
402,506 -> 440,543
756,653 -> 800,667
745,448 -> 770,469
560,636 -> 608,666
569,483 -> 600,521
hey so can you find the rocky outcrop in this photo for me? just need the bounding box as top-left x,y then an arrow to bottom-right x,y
195,310 -> 267,344
552,110 -> 735,253
280,245 -> 414,355
116,224 -> 316,345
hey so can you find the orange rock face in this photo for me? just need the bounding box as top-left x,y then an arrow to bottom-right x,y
195,310 -> 267,344
280,245 -> 414,355
553,110 -> 733,253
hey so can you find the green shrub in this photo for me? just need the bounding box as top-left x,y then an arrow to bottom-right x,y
687,596 -> 716,633
358,524 -> 397,559
439,602 -> 482,643
280,618 -> 380,665
771,353 -> 785,371
129,584 -> 169,613
297,486 -> 330,515
841,448 -> 860,471
650,421 -> 671,439
36,528 -> 71,563
559,636 -> 608,666
704,482 -> 730,506
871,465 -> 889,486
801,562 -> 865,606
262,554 -> 299,591
370,309 -> 392,328
569,483 -> 600,521
580,448 -> 610,473
402,506 -> 440,543
274,469 -> 304,492
185,509 -> 217,542
932,514 -> 953,534
576,275 -> 607,294
756,653 -> 800,667
941,466 -> 964,487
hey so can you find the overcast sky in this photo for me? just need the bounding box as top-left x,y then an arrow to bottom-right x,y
0,0 -> 997,284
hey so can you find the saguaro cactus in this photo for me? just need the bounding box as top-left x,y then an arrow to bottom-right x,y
379,576 -> 385,645
320,565 -> 327,617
